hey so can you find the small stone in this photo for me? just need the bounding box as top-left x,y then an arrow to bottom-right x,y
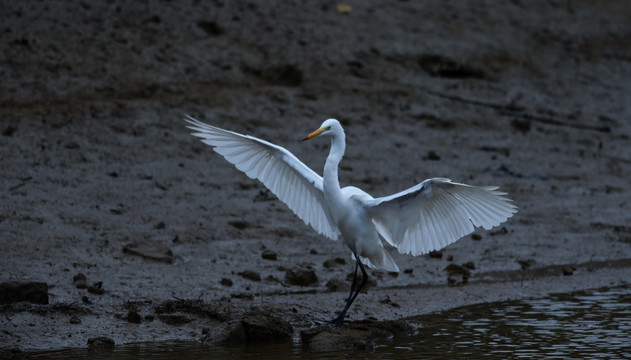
87,336 -> 115,348
239,270 -> 261,282
70,316 -> 81,324
3,125 -> 16,137
562,266 -> 575,276
403,268 -> 414,274
285,266 -> 318,286
323,257 -> 346,268
127,310 -> 142,323
241,312 -> 293,343
158,314 -> 192,326
0,281 -> 49,304
471,233 -> 482,241
445,264 -> 471,286
261,250 -> 277,260
425,150 -> 441,161
203,320 -> 247,345
221,278 -> 233,287
123,240 -> 174,263
463,261 -> 476,270
87,282 -> 105,295
428,250 -> 443,259
325,278 -> 346,292
73,273 -> 87,289
518,259 -> 536,271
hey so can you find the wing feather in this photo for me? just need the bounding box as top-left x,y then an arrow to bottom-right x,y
364,178 -> 517,256
185,115 -> 339,240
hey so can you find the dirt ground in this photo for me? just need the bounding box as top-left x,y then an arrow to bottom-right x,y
1,0 -> 631,352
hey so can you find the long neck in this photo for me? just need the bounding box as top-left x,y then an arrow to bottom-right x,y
323,132 -> 345,197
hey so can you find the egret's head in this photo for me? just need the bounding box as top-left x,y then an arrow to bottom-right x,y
303,119 -> 342,141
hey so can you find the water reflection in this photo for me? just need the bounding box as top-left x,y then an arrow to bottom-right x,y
27,286 -> 631,359
408,285 -> 631,359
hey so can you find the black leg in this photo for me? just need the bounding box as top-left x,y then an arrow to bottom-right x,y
346,260 -> 359,302
331,254 -> 368,326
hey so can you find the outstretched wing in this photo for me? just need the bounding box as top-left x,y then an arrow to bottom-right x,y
185,115 -> 339,240
363,178 -> 517,256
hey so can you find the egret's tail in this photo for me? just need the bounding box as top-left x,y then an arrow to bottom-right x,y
357,249 -> 399,273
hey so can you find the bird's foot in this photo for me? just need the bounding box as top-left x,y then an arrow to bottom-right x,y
330,314 -> 348,327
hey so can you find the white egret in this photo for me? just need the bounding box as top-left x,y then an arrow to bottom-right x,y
185,116 -> 517,325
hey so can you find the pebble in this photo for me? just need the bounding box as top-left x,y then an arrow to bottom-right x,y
0,281 -> 49,304
123,240 -> 174,263
285,266 -> 318,286
323,257 -> 346,268
239,270 -> 261,282
87,337 -> 115,348
73,273 -> 87,289
127,310 -> 142,323
261,250 -> 277,260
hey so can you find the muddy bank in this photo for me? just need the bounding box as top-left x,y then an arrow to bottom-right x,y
1,0 -> 631,352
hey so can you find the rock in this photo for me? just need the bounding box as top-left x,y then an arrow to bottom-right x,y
228,220 -> 249,230
325,278 -> 347,292
69,316 -> 81,324
73,273 -> 87,289
239,270 -> 261,282
261,250 -> 277,260
0,348 -> 23,358
220,278 -> 233,287
127,310 -> 142,323
301,320 -> 414,350
323,257 -> 346,268
518,259 -> 536,270
196,20 -> 224,36
285,266 -> 318,286
241,312 -> 293,343
562,266 -> 575,276
428,250 -> 443,258
445,264 -> 471,286
424,150 -> 441,161
0,281 -> 49,304
380,295 -> 400,308
203,320 -> 247,344
87,336 -> 115,348
419,54 -> 485,79
87,282 -> 105,295
3,125 -> 16,136
123,240 -> 174,263
158,314 -> 192,326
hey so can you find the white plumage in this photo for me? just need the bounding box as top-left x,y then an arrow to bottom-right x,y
185,115 -> 517,325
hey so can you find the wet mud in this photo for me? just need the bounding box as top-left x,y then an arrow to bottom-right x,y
1,0 -> 631,353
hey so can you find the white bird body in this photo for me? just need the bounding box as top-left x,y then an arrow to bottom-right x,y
186,116 -> 517,325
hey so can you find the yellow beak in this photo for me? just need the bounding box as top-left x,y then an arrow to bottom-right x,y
303,127 -> 325,141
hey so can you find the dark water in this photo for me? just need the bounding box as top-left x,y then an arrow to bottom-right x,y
27,286 -> 631,359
